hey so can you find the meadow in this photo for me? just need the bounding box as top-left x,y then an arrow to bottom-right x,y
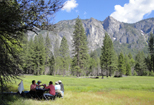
5,75 -> 154,105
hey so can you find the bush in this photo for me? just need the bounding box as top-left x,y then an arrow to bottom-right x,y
149,71 -> 154,76
143,70 -> 149,76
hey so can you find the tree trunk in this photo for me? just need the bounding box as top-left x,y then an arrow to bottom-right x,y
102,75 -> 104,79
63,69 -> 65,77
101,69 -> 104,79
106,70 -> 108,78
109,69 -> 112,77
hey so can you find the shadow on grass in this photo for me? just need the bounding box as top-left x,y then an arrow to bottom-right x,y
0,94 -> 23,105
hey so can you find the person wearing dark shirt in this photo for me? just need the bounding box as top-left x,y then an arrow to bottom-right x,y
58,80 -> 64,97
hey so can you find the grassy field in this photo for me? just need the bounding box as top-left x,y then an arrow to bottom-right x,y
5,75 -> 154,105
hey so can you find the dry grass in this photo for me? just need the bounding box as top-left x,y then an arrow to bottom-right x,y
9,90 -> 154,105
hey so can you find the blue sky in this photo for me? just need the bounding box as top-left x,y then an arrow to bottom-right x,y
54,0 -> 154,23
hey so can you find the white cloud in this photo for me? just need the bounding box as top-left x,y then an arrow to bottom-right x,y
62,0 -> 78,12
110,0 -> 154,23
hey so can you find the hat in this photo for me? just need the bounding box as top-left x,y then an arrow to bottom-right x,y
38,80 -> 41,83
58,80 -> 62,83
55,82 -> 58,84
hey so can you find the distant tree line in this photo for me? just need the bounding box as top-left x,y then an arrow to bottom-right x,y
100,33 -> 154,77
19,17 -> 154,77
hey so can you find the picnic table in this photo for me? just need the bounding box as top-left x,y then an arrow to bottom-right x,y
28,88 -> 49,99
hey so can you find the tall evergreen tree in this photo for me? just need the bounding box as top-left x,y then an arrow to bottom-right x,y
145,54 -> 153,71
149,33 -> 154,54
33,34 -> 46,75
60,37 -> 69,57
110,51 -> 118,76
72,16 -> 89,77
118,52 -> 126,76
59,36 -> 70,76
134,51 -> 147,76
100,33 -> 116,78
128,52 -> 135,67
54,38 -> 60,58
25,38 -> 35,74
20,35 -> 28,73
0,36 -> 23,95
125,54 -> 131,76
148,33 -> 154,71
54,38 -> 62,75
49,52 -> 55,75
89,50 -> 98,76
45,33 -> 52,67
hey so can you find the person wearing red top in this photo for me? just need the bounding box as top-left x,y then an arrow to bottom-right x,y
30,80 -> 37,91
43,81 -> 55,99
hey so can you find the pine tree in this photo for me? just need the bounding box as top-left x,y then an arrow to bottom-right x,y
33,34 -> 46,75
110,51 -> 118,76
125,55 -> 131,76
45,33 -> 52,67
149,33 -> 154,54
126,63 -> 131,76
88,51 -> 97,76
0,0 -> 63,95
72,16 -> 89,77
100,33 -> 116,78
128,52 -> 135,68
26,38 -> 35,74
20,35 -> 28,73
59,36 -> 70,76
54,38 -> 61,75
49,52 -> 55,75
54,38 -> 60,58
148,33 -> 154,71
118,52 -> 126,76
128,52 -> 133,59
145,54 -> 153,71
135,51 -> 147,76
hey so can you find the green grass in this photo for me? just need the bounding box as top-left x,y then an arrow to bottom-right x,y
5,76 -> 154,105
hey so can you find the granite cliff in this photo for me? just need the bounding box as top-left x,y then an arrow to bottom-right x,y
28,16 -> 153,55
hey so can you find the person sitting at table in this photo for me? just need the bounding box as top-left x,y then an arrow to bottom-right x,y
30,80 -> 37,91
43,81 -> 55,100
30,80 -> 45,90
58,80 -> 64,97
55,82 -> 63,97
36,80 -> 43,89
30,80 -> 39,98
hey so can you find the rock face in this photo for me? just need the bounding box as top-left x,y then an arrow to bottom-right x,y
28,16 -> 154,54
83,18 -> 106,51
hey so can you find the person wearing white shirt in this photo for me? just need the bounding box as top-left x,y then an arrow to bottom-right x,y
55,82 -> 63,97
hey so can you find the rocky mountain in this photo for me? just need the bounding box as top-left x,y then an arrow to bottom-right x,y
28,16 -> 154,56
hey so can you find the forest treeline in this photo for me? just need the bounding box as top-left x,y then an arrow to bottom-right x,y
20,17 -> 154,77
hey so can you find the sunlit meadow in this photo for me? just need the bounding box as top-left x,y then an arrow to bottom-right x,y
6,75 -> 154,105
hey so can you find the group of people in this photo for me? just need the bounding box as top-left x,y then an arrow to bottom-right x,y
30,80 -> 64,99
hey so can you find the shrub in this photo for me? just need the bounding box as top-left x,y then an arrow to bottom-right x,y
143,70 -> 149,76
149,71 -> 154,76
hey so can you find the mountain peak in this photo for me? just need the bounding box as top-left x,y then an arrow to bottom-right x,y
102,16 -> 121,30
89,17 -> 97,22
104,16 -> 118,22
